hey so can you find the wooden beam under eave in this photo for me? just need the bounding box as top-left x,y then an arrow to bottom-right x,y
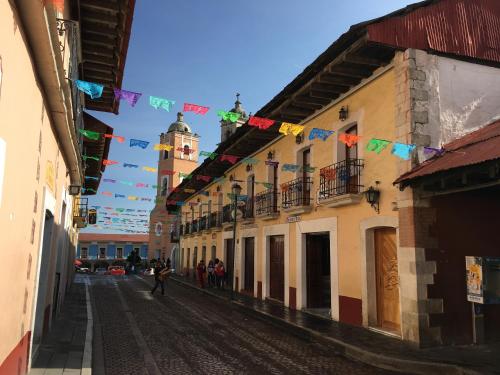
318,73 -> 360,86
82,43 -> 116,57
294,95 -> 331,106
82,53 -> 117,66
83,62 -> 115,74
80,0 -> 120,12
291,100 -> 323,111
85,70 -> 117,82
81,9 -> 119,25
81,33 -> 117,47
310,82 -> 348,93
81,22 -> 122,38
309,90 -> 340,100
329,64 -> 372,78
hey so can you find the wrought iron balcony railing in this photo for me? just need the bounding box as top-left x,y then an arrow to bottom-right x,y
222,204 -> 232,223
209,212 -> 221,228
319,159 -> 364,200
281,177 -> 313,209
192,219 -> 199,233
185,222 -> 191,235
179,224 -> 184,236
199,216 -> 207,231
256,189 -> 279,216
243,197 -> 254,219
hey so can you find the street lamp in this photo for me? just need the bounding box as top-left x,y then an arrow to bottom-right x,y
230,182 -> 242,300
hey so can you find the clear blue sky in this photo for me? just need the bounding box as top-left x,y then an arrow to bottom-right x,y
82,0 -> 414,234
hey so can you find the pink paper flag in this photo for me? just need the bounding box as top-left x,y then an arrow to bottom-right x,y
103,159 -> 119,166
220,154 -> 239,164
183,103 -> 209,115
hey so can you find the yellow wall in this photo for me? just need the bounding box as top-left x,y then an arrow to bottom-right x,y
0,1 -> 77,365
179,67 -> 397,304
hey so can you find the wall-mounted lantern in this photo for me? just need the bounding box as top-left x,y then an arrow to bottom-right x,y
339,106 -> 349,121
365,185 -> 381,214
69,185 -> 81,195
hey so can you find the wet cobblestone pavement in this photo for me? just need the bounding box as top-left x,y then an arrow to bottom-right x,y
90,275 -> 395,375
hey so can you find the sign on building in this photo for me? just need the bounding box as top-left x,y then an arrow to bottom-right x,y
466,256 -> 500,304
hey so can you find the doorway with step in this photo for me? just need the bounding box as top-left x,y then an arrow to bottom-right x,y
305,233 -> 331,317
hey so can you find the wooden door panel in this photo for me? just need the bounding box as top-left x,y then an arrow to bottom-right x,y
375,228 -> 400,331
306,235 -> 323,308
244,238 -> 255,292
270,236 -> 284,301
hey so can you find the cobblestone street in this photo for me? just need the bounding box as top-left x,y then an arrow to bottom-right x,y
89,275 -> 393,375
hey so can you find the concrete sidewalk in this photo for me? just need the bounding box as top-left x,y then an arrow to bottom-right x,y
30,275 -> 92,375
171,275 -> 500,375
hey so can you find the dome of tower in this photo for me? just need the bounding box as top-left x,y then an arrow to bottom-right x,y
167,112 -> 191,133
228,93 -> 248,120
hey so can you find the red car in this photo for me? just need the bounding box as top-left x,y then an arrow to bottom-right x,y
107,266 -> 125,276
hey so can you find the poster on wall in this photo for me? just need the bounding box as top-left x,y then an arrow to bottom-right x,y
155,222 -> 163,237
466,256 -> 483,304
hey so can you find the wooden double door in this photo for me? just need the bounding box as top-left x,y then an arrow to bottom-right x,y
375,228 -> 401,333
269,235 -> 285,301
244,237 -> 255,293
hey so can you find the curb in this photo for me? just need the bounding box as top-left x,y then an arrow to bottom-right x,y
171,277 -> 481,375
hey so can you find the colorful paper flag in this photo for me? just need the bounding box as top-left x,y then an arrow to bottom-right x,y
366,139 -> 392,154
128,196 -> 139,201
149,96 -> 175,111
113,88 -> 142,107
176,147 -> 195,153
248,116 -> 275,130
101,191 -> 113,197
423,147 -> 445,157
217,110 -> 241,122
142,167 -> 157,173
123,163 -> 139,168
196,175 -> 211,182
279,122 -> 305,136
115,194 -> 126,198
308,128 -> 334,141
103,159 -> 119,166
220,154 -> 239,164
242,157 -> 259,165
392,143 -> 416,160
82,155 -> 100,162
262,182 -> 274,189
282,164 -> 300,172
154,144 -> 174,151
339,133 -> 361,148
265,160 -> 279,167
130,139 -> 150,149
103,179 -> 116,183
183,103 -> 209,115
104,134 -> 125,143
79,129 -> 100,141
75,80 -> 103,99
119,181 -> 133,186
179,172 -> 192,180
200,151 -> 218,160
85,176 -> 99,181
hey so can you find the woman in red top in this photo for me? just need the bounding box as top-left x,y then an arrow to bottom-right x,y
196,260 -> 206,288
215,261 -> 225,289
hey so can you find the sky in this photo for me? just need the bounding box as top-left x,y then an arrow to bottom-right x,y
81,0 -> 415,234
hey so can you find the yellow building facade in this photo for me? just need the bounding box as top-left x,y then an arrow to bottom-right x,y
177,66 -> 399,328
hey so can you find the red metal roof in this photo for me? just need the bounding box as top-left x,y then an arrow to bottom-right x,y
367,0 -> 500,65
79,233 -> 149,243
395,120 -> 500,184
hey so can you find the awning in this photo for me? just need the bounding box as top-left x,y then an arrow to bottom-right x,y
82,112 -> 113,194
394,120 -> 500,189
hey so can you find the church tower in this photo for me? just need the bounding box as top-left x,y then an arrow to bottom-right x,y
148,112 -> 199,261
220,93 -> 248,142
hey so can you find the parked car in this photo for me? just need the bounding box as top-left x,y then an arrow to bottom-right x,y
143,268 -> 154,276
107,266 -> 126,276
95,267 -> 107,275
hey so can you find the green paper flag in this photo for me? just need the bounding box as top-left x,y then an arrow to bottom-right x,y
217,110 -> 241,122
82,155 -> 100,162
79,129 -> 100,141
366,139 -> 392,154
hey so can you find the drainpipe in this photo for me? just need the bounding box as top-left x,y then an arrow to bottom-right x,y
13,0 -> 82,186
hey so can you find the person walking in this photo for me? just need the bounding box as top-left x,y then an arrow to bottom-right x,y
151,260 -> 166,295
207,260 -> 215,288
166,258 -> 171,270
197,259 -> 206,288
215,261 -> 225,289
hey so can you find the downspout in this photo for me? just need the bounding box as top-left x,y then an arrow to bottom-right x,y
14,0 -> 82,186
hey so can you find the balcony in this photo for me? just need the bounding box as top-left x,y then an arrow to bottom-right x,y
192,219 -> 199,234
209,211 -> 222,230
73,197 -> 88,228
179,224 -> 184,236
184,222 -> 191,235
199,216 -> 208,231
281,177 -> 313,214
222,204 -> 233,225
242,197 -> 255,223
256,189 -> 280,220
319,159 -> 364,207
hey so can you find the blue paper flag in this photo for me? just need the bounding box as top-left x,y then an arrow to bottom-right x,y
392,143 -> 416,160
123,163 -> 139,168
282,164 -> 300,172
308,128 -> 334,141
75,80 -> 104,99
115,194 -> 126,198
130,139 -> 150,149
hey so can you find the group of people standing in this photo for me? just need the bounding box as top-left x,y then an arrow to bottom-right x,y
196,258 -> 227,289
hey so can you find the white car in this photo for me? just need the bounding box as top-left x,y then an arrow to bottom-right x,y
143,268 -> 154,276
